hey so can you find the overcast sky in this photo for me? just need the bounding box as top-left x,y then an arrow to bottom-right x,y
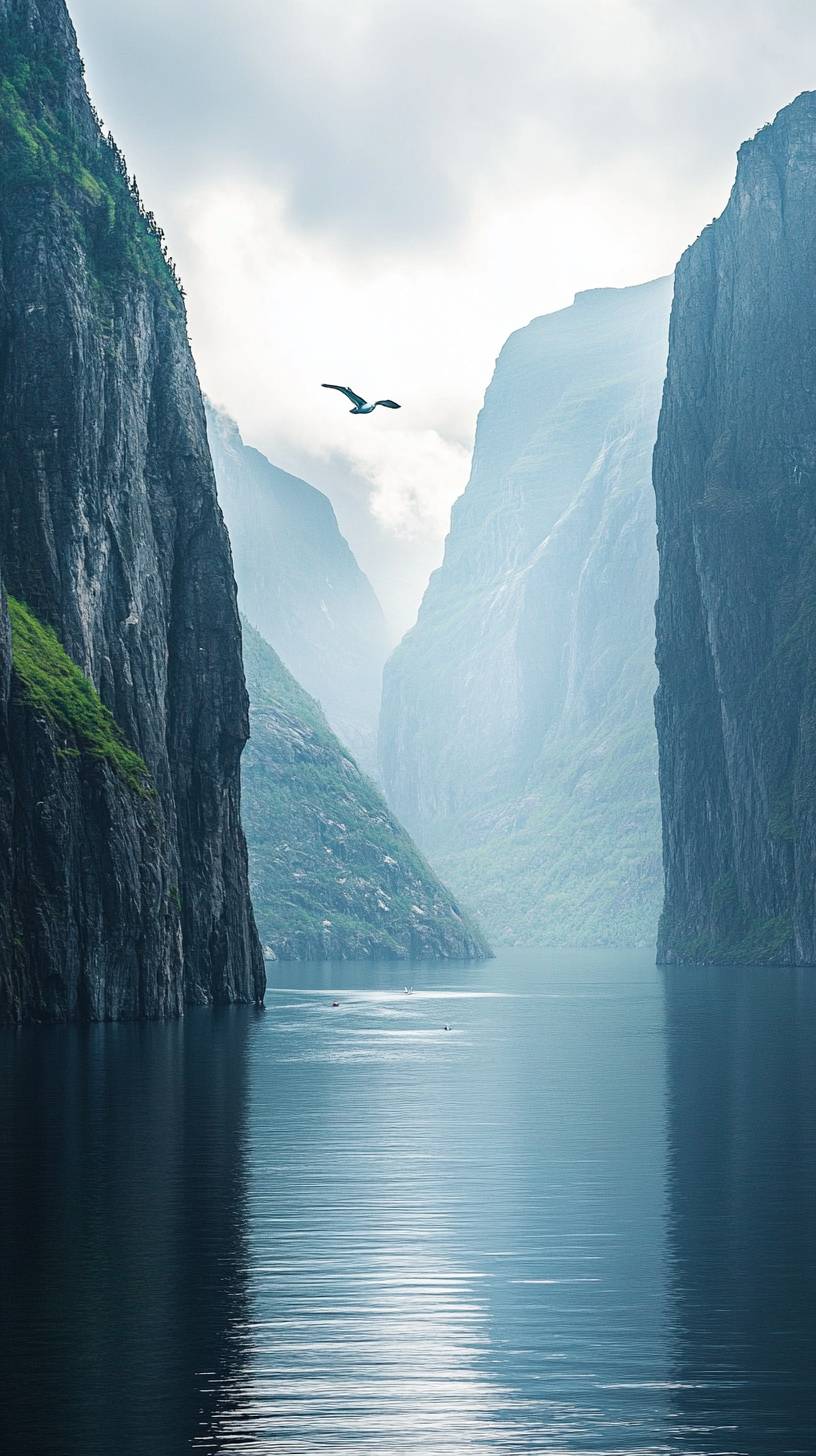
70,0 -> 816,636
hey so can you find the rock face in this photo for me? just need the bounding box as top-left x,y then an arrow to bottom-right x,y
655,92 -> 816,965
0,0 -> 264,1020
241,617 -> 490,960
0,580 -> 14,994
207,404 -> 389,773
380,278 -> 672,946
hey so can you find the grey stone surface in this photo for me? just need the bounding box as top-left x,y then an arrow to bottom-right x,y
0,0 -> 264,1019
654,92 -> 816,965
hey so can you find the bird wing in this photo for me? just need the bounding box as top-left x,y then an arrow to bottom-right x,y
322,383 -> 367,408
374,399 -> 401,410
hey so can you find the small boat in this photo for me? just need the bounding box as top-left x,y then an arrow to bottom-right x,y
403,985 -> 413,995
331,1000 -> 340,1008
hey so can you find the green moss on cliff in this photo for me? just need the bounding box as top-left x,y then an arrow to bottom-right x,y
417,706 -> 662,949
0,26 -> 182,299
8,598 -> 151,795
241,618 -> 489,960
671,905 -> 794,965
768,779 -> 796,841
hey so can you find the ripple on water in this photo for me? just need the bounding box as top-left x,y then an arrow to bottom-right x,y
3,949 -> 816,1454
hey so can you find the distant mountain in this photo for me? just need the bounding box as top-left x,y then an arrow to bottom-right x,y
207,405 -> 388,772
655,93 -> 816,965
380,277 -> 673,947
241,617 -> 489,961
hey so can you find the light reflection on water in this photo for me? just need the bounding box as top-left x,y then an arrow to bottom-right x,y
2,950 -> 815,1454
202,954 -> 669,1454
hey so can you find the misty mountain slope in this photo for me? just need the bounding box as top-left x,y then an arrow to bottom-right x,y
655,92 -> 816,965
380,277 -> 672,946
0,0 -> 263,1021
207,404 -> 388,773
240,618 -> 489,961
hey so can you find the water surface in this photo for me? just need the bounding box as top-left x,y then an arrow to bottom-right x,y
1,949 -> 814,1454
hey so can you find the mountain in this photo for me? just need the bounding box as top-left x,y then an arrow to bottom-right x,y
207,411 -> 483,960
206,405 -> 389,773
380,277 -> 673,946
0,0 -> 264,1021
240,617 -> 489,960
654,93 -> 816,965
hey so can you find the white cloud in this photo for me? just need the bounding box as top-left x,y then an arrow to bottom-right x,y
354,430 -> 471,542
68,0 -> 816,632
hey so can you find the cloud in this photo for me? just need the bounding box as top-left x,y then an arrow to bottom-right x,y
67,0 -> 816,633
178,179 -> 471,538
70,0 -> 816,253
352,429 -> 471,542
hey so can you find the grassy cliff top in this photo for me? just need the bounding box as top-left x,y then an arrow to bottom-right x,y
8,597 -> 151,794
0,9 -> 183,301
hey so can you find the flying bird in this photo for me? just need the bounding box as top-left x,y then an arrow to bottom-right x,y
322,383 -> 401,415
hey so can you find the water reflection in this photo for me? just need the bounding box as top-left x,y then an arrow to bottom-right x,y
210,953 -> 670,1452
0,1009 -> 253,1455
3,954 -> 815,1454
664,966 -> 816,1454
207,980 -> 517,1454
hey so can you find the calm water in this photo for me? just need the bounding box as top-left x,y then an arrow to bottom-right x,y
1,949 -> 815,1455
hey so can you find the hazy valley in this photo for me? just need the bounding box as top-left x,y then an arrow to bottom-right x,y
380,277 -> 672,948
3,2 -> 816,1453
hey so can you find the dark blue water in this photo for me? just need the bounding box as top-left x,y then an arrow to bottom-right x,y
1,950 -> 815,1454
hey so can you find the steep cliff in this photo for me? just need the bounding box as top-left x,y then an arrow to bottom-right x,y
207,405 -> 389,773
0,578 -> 13,994
0,0 -> 264,1019
380,278 -> 672,946
241,618 -> 489,960
654,92 -> 816,965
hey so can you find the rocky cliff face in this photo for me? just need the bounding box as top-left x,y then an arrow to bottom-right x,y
207,405 -> 389,774
241,617 -> 489,960
380,278 -> 672,946
0,579 -> 13,992
655,92 -> 816,965
0,0 -> 264,1019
